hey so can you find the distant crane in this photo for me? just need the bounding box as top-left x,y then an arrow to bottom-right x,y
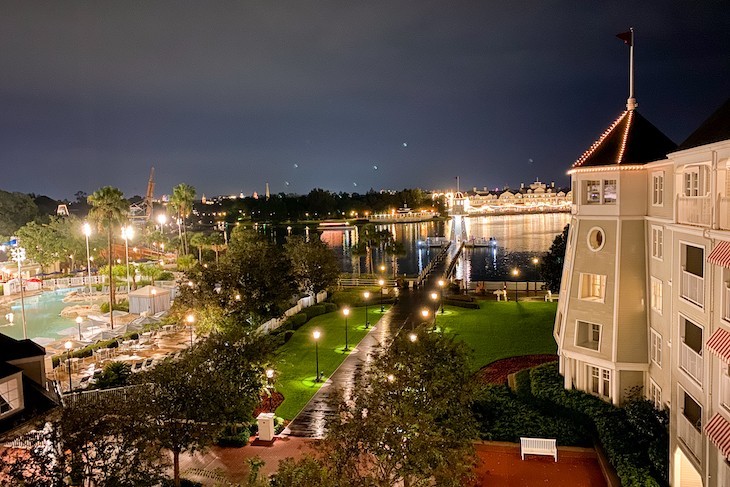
129,167 -> 156,225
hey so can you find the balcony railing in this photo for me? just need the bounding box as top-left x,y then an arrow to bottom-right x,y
678,412 -> 703,461
678,194 -> 712,227
681,269 -> 704,307
680,343 -> 704,384
725,285 -> 730,322
720,197 -> 730,230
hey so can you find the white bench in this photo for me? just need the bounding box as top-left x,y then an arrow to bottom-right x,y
520,437 -> 557,462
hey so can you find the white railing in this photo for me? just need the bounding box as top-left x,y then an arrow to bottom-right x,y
725,286 -> 730,322
678,412 -> 703,461
43,275 -> 106,289
720,197 -> 730,230
338,278 -> 398,288
680,343 -> 704,384
678,194 -> 712,227
681,269 -> 704,307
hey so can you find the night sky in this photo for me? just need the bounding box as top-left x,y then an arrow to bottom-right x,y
1,2 -> 728,199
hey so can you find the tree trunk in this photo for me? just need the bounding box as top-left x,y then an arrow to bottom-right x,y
173,449 -> 181,487
197,246 -> 202,263
108,226 -> 115,329
177,213 -> 184,255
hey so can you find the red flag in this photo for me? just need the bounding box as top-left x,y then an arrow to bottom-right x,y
616,30 -> 632,46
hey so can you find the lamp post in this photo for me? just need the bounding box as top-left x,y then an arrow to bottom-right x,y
363,291 -> 370,328
343,307 -> 350,352
82,223 -> 93,295
76,316 -> 83,341
421,308 -> 430,327
511,268 -> 520,302
313,330 -> 321,382
150,288 -> 157,315
430,292 -> 439,327
378,278 -> 385,312
266,368 -> 275,412
186,313 -> 195,347
10,246 -> 28,339
156,213 -> 167,234
438,279 -> 445,314
531,257 -> 540,295
122,226 -> 134,294
65,341 -> 73,393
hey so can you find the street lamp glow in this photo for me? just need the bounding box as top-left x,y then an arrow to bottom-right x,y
409,333 -> 417,342
363,291 -> 370,299
156,214 -> 167,225
82,222 -> 92,237
75,316 -> 83,340
512,268 -> 519,277
343,307 -> 350,317
64,340 -> 72,350
379,264 -> 386,272
266,368 -> 275,379
343,307 -> 351,351
387,374 -> 395,383
363,291 -> 371,328
532,257 -> 539,265
186,314 -> 195,324
438,279 -> 445,288
421,308 -> 430,319
313,330 -> 321,340
378,279 -> 384,286
235,293 -> 241,301
430,292 -> 438,301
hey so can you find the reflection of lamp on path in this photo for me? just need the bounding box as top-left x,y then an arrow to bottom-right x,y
313,330 -> 321,382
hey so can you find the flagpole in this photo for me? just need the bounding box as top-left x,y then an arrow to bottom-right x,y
627,28 -> 637,111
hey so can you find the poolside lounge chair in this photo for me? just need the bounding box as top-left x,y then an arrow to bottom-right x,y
131,361 -> 144,372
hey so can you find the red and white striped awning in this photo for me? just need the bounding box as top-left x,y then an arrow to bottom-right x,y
708,241 -> 730,268
707,328 -> 730,364
705,413 -> 730,459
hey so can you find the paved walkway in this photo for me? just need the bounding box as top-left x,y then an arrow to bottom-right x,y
285,247 -> 459,438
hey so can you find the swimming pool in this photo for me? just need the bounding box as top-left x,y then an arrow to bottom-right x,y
0,289 -> 80,343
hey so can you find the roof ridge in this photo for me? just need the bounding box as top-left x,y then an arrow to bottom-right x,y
573,111 -> 629,168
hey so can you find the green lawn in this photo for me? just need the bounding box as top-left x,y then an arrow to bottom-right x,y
274,306 -> 389,420
436,300 -> 558,371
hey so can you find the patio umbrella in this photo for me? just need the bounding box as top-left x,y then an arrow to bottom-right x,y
88,329 -> 119,341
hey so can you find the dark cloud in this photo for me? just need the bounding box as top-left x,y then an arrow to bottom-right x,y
1,1 -> 728,198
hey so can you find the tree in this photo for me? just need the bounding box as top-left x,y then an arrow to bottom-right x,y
320,329 -> 478,487
0,189 -> 38,236
16,217 -> 87,273
352,224 -> 393,275
95,360 -> 132,389
284,235 -> 340,302
540,224 -> 569,292
169,183 -> 196,255
135,329 -> 273,487
88,186 -> 128,329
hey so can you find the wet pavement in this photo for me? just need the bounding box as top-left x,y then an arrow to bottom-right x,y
285,244 -> 462,438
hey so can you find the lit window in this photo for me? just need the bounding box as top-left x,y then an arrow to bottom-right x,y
650,329 -> 662,367
585,180 -> 601,204
576,321 -> 601,351
652,172 -> 664,206
603,180 -> 617,204
651,278 -> 663,314
651,227 -> 663,260
589,365 -> 611,399
649,380 -> 662,409
579,273 -> 606,301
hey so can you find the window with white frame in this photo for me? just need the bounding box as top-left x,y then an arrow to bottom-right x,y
588,365 -> 611,399
576,321 -> 601,351
683,167 -> 708,197
651,277 -> 663,314
649,379 -> 662,409
579,273 -> 606,301
652,172 -> 664,206
603,180 -> 617,204
0,377 -> 21,418
721,364 -> 730,412
585,180 -> 601,204
651,226 -> 663,260
650,329 -> 662,367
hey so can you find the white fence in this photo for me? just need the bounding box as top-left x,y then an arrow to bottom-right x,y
42,275 -> 107,290
338,278 -> 397,288
256,291 -> 328,334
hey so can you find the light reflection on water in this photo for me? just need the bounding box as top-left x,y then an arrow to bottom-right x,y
326,213 -> 570,281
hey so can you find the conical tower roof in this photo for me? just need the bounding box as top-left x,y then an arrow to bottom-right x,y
572,109 -> 677,169
678,98 -> 730,151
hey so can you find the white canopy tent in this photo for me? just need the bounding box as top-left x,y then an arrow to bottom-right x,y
128,285 -> 171,315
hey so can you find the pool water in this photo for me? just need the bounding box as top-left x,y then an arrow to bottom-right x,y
0,288 -> 79,342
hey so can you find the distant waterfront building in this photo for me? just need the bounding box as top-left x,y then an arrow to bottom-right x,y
555,97 -> 730,485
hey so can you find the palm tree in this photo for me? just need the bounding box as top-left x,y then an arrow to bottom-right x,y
88,187 -> 128,329
169,183 -> 196,256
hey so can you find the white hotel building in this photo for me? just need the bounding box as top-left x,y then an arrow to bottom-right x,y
555,97 -> 730,486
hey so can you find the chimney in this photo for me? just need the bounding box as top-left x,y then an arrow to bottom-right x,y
520,183 -> 524,189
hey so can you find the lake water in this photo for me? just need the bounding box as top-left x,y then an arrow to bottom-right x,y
321,212 -> 570,282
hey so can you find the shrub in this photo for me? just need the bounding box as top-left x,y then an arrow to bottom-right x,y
217,428 -> 250,448
286,313 -> 307,330
274,416 -> 286,434
444,299 -> 479,309
304,305 -> 326,320
100,299 -> 129,313
283,330 -> 295,343
95,361 -> 132,390
445,294 -> 475,302
513,368 -> 533,401
158,271 -> 174,281
161,479 -> 203,487
323,302 -> 338,313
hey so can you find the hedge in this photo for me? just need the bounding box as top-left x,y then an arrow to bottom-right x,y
303,305 -> 326,320
285,313 -> 307,330
444,299 -> 479,309
529,363 -> 666,486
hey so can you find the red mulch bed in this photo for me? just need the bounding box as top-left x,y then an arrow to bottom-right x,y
476,354 -> 558,385
253,391 -> 285,417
